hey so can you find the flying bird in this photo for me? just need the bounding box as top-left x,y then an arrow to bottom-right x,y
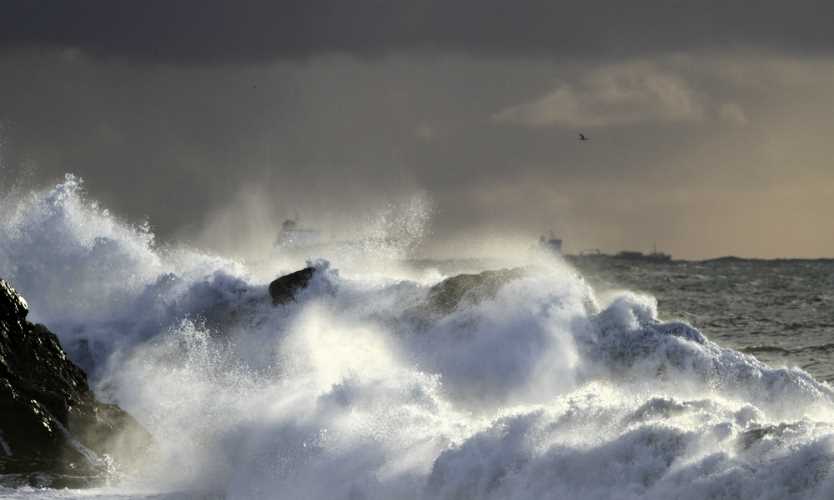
579,133 -> 589,141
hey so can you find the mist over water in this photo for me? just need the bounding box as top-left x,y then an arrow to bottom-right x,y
2,175 -> 834,499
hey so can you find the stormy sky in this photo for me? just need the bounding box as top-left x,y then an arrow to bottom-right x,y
2,1 -> 833,259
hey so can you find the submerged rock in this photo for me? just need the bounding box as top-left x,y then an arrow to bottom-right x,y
0,279 -> 151,488
394,268 -> 529,333
269,267 -> 316,305
425,268 -> 527,315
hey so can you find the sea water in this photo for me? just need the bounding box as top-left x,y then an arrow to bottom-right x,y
1,175 -> 834,499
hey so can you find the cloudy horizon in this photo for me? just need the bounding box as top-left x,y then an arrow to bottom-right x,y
2,2 -> 833,259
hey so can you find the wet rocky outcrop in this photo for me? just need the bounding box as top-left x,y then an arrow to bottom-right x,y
268,265 -> 528,318
424,268 -> 527,315
383,267 -> 530,333
268,265 -> 527,315
0,279 -> 151,488
269,267 -> 316,305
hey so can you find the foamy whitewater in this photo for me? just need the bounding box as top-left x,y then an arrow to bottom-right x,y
2,175 -> 834,499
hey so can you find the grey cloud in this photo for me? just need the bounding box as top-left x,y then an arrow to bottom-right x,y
2,48 -> 834,258
492,62 -> 754,128
718,102 -> 748,126
493,63 -> 706,128
2,1 -> 834,64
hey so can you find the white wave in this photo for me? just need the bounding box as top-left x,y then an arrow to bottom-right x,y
2,175 -> 834,499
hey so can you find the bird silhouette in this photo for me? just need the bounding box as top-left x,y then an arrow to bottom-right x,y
579,133 -> 589,141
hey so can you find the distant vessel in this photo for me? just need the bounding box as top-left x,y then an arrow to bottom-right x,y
615,244 -> 671,262
578,248 -> 606,260
274,217 -> 405,257
569,244 -> 672,262
539,232 -> 563,255
274,218 -> 322,249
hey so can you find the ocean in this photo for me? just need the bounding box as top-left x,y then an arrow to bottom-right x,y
572,257 -> 834,384
1,176 -> 834,499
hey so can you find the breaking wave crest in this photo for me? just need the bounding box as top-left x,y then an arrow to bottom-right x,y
2,175 -> 834,499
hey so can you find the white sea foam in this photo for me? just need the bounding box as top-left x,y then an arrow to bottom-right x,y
2,175 -> 834,499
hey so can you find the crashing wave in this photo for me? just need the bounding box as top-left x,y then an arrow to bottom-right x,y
1,175 -> 833,499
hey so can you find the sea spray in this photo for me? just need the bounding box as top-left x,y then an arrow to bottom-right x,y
2,175 -> 834,499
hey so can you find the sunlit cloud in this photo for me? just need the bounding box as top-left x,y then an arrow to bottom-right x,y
493,63 -> 713,128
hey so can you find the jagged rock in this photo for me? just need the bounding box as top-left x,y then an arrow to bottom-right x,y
0,279 -> 151,487
267,265 -> 524,315
424,268 -> 527,315
392,267 -> 530,334
269,267 -> 316,305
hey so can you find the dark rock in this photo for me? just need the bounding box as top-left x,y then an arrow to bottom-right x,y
269,267 -> 316,305
0,278 -> 151,487
393,268 -> 530,333
424,268 -> 527,315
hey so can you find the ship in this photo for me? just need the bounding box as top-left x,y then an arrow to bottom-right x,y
273,217 -> 406,258
614,243 -> 671,262
274,218 -> 322,249
569,244 -> 672,263
538,232 -> 563,255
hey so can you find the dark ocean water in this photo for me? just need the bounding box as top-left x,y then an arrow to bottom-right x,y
570,257 -> 834,382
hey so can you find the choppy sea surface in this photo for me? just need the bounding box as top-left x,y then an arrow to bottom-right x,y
2,175 -> 834,499
569,257 -> 834,383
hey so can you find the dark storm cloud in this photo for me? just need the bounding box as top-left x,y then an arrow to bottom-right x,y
2,0 -> 834,64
